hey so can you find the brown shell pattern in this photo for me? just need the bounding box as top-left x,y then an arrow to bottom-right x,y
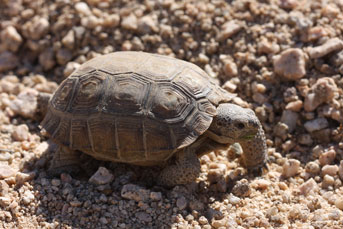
41,52 -> 234,165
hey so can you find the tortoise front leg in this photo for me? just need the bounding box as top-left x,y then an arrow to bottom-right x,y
48,145 -> 82,176
157,148 -> 201,187
239,126 -> 267,171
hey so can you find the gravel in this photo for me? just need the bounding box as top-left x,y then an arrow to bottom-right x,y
1,0 -> 343,228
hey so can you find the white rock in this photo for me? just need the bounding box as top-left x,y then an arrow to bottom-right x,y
304,77 -> 337,112
282,159 -> 300,178
121,184 -> 150,202
228,194 -> 240,205
305,161 -> 320,174
308,38 -> 343,59
0,26 -> 23,52
273,48 -> 306,80
285,100 -> 303,112
299,178 -> 319,195
12,124 -> 30,141
138,15 -> 158,33
281,110 -> 298,133
0,165 -> 15,179
75,2 -> 92,16
252,179 -> 271,190
304,118 -> 328,133
0,197 -> 11,207
102,14 -> 120,27
322,174 -> 335,188
22,16 -> 49,40
15,172 -> 35,185
89,167 -> 114,185
62,30 -> 75,49
64,62 -> 81,77
321,165 -> 338,176
9,88 -> 38,118
339,161 -> 343,181
22,190 -> 35,205
335,198 -> 343,210
319,149 -> 336,166
217,21 -> 242,41
0,180 -> 9,196
121,14 -> 138,30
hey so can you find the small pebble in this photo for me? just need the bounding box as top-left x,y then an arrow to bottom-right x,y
217,21 -> 242,41
22,190 -> 34,205
99,217 -> 108,224
0,164 -> 16,179
321,165 -> 338,177
89,167 -> 114,185
12,124 -> 29,141
335,198 -> 343,210
319,149 -> 336,166
60,173 -> 72,183
0,180 -> 9,196
308,38 -> 343,59
322,174 -> 335,188
232,179 -> 251,197
252,179 -> 271,190
273,48 -> 306,80
228,194 -> 240,205
198,216 -> 208,225
15,172 -> 35,185
304,77 -> 337,112
339,160 -> 343,181
51,179 -> 61,186
176,196 -> 187,210
135,211 -> 152,222
0,51 -> 19,72
121,14 -> 138,30
282,159 -> 300,178
0,26 -> 23,52
75,2 -> 92,16
121,184 -> 150,202
150,192 -> 162,201
305,161 -> 320,175
299,178 -> 319,195
223,59 -> 238,77
285,100 -> 303,112
304,118 -> 329,133
8,88 -> 38,118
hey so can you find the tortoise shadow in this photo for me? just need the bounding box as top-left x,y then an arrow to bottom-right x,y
21,136 -> 226,229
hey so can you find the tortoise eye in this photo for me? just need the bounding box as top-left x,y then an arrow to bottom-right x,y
235,122 -> 245,129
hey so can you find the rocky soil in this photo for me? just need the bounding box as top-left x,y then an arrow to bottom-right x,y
1,0 -> 343,228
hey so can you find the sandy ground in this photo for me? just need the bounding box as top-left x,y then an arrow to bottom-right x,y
1,0 -> 343,228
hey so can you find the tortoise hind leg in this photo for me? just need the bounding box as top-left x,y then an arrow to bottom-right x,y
48,145 -> 82,176
157,149 -> 200,187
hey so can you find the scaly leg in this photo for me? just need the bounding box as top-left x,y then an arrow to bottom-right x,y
239,126 -> 267,172
157,149 -> 200,187
48,145 -> 81,176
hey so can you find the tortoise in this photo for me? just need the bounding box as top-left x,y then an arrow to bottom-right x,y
38,51 -> 267,187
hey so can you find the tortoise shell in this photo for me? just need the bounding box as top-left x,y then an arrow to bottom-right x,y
41,52 -> 234,165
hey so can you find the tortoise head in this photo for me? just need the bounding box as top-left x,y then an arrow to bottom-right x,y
207,103 -> 261,144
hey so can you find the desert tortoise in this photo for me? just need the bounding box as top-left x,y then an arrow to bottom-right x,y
39,51 -> 267,187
